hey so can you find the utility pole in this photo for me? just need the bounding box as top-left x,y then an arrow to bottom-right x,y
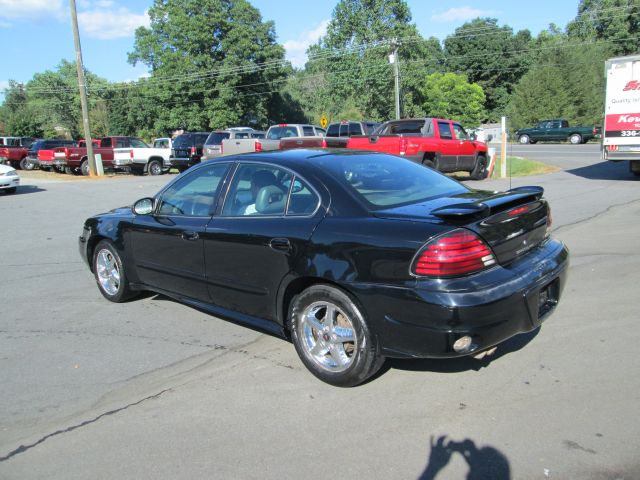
389,39 -> 401,120
69,0 -> 98,176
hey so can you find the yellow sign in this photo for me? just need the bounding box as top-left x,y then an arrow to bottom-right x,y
320,115 -> 328,129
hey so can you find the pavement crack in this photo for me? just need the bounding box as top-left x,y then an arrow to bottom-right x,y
0,388 -> 171,463
554,197 -> 640,234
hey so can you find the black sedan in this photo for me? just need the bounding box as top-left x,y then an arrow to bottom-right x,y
79,149 -> 569,387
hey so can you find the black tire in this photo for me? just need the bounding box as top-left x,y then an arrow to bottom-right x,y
92,240 -> 136,303
64,166 -> 75,175
19,157 -> 34,170
147,160 -> 163,176
569,133 -> 582,145
80,159 -> 90,176
518,135 -> 530,144
289,285 -> 384,387
470,155 -> 488,180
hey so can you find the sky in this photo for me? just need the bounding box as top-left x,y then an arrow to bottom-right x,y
0,0 -> 581,99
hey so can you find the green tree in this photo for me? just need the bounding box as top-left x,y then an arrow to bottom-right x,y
419,73 -> 486,126
25,60 -> 109,139
129,0 -> 288,131
302,0 -> 442,123
508,42 -> 610,130
0,81 -> 44,137
567,0 -> 640,55
443,18 -> 533,121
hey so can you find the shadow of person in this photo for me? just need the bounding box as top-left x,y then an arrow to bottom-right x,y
419,435 -> 510,480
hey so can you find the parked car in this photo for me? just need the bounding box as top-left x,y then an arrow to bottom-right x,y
280,121 -> 379,150
25,139 -> 77,170
170,132 -> 210,172
515,119 -> 600,144
347,118 -> 490,179
0,137 -> 35,147
221,124 -> 325,156
53,136 -> 147,175
79,149 -> 568,387
113,137 -> 172,176
0,163 -> 19,194
202,129 -> 265,160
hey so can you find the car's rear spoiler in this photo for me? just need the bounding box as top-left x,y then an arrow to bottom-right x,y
432,186 -> 544,221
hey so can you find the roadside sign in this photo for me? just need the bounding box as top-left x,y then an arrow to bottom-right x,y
320,115 -> 328,129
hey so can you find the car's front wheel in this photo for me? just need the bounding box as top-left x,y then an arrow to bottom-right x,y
93,240 -> 136,303
290,285 -> 384,387
518,134 -> 530,144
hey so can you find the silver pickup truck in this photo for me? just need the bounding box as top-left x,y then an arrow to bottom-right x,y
221,124 -> 325,156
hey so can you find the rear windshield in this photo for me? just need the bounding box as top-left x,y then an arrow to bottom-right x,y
317,153 -> 467,209
267,126 -> 299,140
205,132 -> 231,145
172,135 -> 192,148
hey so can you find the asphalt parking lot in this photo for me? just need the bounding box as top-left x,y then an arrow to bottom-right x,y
1,149 -> 639,479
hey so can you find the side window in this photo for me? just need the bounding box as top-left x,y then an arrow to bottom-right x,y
316,128 -> 326,136
101,138 -> 112,148
130,138 -> 148,148
303,126 -> 315,136
222,164 -> 292,217
116,139 -> 128,148
158,163 -> 230,217
438,122 -> 453,139
287,177 -> 319,216
452,124 -> 468,140
348,123 -> 362,136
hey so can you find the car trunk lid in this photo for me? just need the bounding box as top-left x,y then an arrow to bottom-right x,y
374,186 -> 550,265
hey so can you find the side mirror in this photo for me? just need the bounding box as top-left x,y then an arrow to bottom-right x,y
133,197 -> 154,215
469,132 -> 477,141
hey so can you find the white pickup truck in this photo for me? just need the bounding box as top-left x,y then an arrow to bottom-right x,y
220,124 -> 325,156
113,138 -> 172,175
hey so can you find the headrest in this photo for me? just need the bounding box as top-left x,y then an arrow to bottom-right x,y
255,185 -> 286,214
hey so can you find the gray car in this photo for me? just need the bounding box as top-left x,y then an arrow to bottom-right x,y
202,129 -> 266,160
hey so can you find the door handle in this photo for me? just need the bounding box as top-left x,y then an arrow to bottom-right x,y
182,231 -> 199,241
269,238 -> 291,252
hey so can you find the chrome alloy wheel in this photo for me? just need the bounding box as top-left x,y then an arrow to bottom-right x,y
96,248 -> 121,296
300,301 -> 357,373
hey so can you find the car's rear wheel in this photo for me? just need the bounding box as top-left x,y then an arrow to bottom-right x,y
518,135 -> 530,144
569,133 -> 582,145
93,240 -> 136,303
80,159 -> 90,176
290,285 -> 384,387
148,160 -> 163,176
20,157 -> 34,170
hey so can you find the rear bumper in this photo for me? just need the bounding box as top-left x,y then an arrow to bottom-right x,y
347,238 -> 569,358
170,157 -> 200,168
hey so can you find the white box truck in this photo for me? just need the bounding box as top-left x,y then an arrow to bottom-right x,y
602,55 -> 640,176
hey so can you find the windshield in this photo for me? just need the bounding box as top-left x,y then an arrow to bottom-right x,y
317,153 -> 468,209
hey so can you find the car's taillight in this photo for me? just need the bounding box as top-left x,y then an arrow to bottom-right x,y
321,138 -> 327,148
399,137 -> 407,156
411,229 -> 496,277
191,146 -> 196,155
255,140 -> 263,152
130,149 -> 134,159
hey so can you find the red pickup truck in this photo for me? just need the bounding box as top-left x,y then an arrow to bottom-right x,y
54,137 -> 145,175
0,146 -> 29,170
346,118 -> 489,179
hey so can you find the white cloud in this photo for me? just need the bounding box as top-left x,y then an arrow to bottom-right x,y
78,7 -> 149,40
0,80 -> 9,92
283,20 -> 329,68
0,0 -> 64,20
431,7 -> 494,23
